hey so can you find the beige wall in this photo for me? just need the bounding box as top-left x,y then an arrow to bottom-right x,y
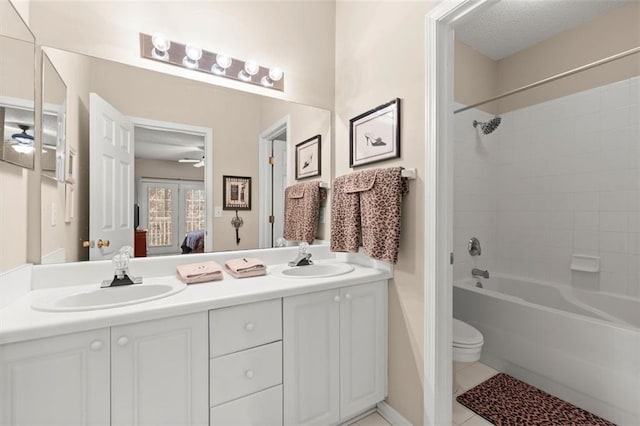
43,48 -> 92,263
135,158 -> 204,181
335,2 -> 440,424
28,1 -> 335,110
454,40 -> 498,114
0,161 -> 28,271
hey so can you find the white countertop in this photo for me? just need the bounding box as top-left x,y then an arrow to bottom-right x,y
0,255 -> 392,345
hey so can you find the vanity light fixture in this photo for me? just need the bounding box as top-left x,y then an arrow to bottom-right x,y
140,33 -> 284,91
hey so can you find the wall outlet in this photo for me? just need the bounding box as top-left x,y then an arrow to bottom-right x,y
214,206 -> 222,218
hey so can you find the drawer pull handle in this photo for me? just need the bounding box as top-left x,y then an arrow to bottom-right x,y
244,322 -> 255,332
117,336 -> 129,347
345,293 -> 352,300
90,340 -> 103,351
333,295 -> 340,303
245,369 -> 254,379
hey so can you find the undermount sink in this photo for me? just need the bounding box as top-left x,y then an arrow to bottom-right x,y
31,278 -> 186,312
273,263 -> 355,279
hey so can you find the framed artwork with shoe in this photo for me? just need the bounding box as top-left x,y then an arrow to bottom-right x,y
295,134 -> 321,180
349,98 -> 401,167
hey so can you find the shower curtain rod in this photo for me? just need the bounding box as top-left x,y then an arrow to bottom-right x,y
454,46 -> 640,114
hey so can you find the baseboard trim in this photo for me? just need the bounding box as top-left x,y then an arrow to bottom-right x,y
377,401 -> 412,425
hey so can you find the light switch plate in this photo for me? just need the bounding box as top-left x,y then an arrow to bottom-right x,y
214,206 -> 222,217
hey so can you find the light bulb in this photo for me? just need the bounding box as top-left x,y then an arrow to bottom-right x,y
260,76 -> 274,88
183,44 -> 202,69
268,67 -> 283,82
12,144 -> 34,154
151,33 -> 171,60
238,60 -> 259,81
212,53 -> 232,75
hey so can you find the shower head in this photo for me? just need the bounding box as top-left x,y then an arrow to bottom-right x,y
473,116 -> 501,134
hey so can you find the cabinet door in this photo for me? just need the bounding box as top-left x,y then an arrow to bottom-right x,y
0,328 -> 110,426
111,312 -> 208,426
339,281 -> 387,420
283,289 -> 340,426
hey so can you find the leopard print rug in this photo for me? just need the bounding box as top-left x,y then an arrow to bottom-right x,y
456,373 -> 616,426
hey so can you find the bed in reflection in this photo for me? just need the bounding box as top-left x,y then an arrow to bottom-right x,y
181,229 -> 205,254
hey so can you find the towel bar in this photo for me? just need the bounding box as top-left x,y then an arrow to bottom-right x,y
401,168 -> 417,179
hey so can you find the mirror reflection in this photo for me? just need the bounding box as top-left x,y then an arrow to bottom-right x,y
0,3 -> 35,170
40,47 -> 331,264
0,0 -> 35,272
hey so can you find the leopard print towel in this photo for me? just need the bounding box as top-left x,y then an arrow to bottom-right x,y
330,167 -> 407,264
283,181 -> 320,244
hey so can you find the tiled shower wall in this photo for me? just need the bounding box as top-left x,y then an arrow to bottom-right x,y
454,76 -> 640,297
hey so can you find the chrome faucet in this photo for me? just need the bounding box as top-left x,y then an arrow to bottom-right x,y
288,242 -> 313,267
471,268 -> 489,279
101,246 -> 143,288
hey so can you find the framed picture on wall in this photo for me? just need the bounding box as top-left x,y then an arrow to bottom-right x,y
223,175 -> 251,210
349,98 -> 401,167
295,135 -> 321,180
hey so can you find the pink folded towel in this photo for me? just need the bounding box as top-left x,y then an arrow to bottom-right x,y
176,261 -> 223,284
224,258 -> 267,279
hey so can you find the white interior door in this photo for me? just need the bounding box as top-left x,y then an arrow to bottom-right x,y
89,93 -> 134,260
272,139 -> 287,245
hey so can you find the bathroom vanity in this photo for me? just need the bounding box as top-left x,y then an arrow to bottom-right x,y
0,246 -> 390,426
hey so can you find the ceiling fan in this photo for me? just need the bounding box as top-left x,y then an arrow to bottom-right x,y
9,124 -> 35,154
178,156 -> 204,168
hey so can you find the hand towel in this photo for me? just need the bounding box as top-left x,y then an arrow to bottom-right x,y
224,258 -> 267,278
283,181 -> 320,244
176,260 -> 223,284
331,167 -> 408,264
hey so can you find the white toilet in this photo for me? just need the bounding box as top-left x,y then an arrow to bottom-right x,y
452,318 -> 484,363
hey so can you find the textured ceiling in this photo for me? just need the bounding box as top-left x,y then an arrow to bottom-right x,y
456,0 -> 631,60
134,127 -> 205,162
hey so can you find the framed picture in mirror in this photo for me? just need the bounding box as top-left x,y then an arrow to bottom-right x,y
295,135 -> 321,180
223,175 -> 251,210
65,146 -> 76,183
349,98 -> 401,167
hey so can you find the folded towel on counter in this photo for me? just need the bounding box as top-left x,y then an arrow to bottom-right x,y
224,257 -> 267,279
176,260 -> 223,284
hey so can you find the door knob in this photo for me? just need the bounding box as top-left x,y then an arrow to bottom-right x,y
90,340 -> 103,351
82,240 -> 94,248
97,239 -> 110,248
117,336 -> 129,347
333,295 -> 341,303
244,322 -> 255,331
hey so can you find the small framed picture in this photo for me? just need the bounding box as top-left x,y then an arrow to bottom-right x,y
349,98 -> 401,167
223,175 -> 251,210
65,146 -> 77,183
295,135 -> 321,180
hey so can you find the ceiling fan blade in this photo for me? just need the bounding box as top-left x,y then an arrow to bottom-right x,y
178,158 -> 200,163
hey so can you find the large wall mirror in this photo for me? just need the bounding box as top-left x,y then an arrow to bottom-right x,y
0,0 -> 35,271
37,46 -> 331,264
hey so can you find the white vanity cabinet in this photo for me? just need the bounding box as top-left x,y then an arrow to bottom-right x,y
283,281 -> 387,426
0,312 -> 208,426
0,328 -> 111,425
111,312 -> 209,426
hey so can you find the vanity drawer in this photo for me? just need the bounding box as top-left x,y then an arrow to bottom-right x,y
209,298 -> 282,357
209,385 -> 282,426
210,341 -> 282,407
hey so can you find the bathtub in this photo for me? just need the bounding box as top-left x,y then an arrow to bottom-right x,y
454,274 -> 640,425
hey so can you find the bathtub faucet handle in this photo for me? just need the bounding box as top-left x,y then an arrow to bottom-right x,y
472,268 -> 489,279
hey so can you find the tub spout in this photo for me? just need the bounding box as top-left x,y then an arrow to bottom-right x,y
472,268 -> 489,279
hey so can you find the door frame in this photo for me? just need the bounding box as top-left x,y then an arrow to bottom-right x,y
258,115 -> 291,248
424,1 -> 496,425
130,116 -> 213,251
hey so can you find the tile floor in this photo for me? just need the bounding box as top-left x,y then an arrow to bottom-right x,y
453,361 -> 500,426
349,412 -> 391,426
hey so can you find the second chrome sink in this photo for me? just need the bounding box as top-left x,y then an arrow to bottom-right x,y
31,278 -> 186,312
273,263 -> 355,279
